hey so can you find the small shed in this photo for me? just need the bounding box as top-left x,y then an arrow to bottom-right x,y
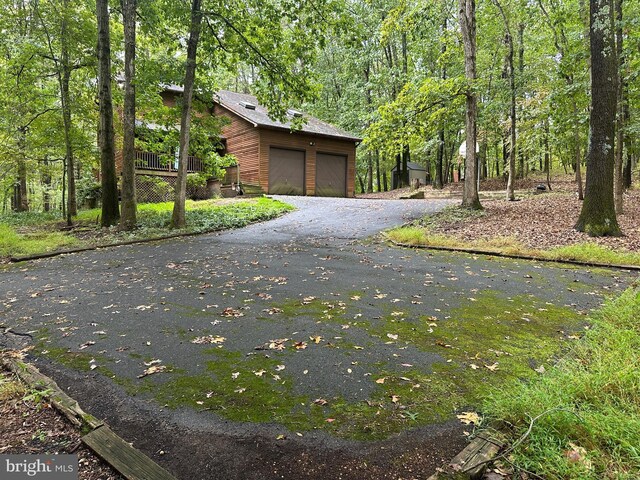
391,162 -> 428,189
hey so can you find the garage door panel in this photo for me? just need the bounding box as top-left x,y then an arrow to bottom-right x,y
316,153 -> 346,197
269,148 -> 305,195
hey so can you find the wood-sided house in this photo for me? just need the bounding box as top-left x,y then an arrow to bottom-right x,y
123,88 -> 361,201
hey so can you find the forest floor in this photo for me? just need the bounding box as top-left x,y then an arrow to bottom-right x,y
0,197 -> 293,261
385,175 -> 640,266
0,370 -> 122,479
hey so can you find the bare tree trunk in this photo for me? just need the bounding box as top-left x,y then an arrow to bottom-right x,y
544,119 -> 552,190
623,98 -> 632,188
517,22 -> 525,179
367,153 -> 373,193
613,0 -> 624,213
171,0 -> 202,229
576,0 -> 620,235
16,127 -> 29,212
97,0 -> 119,226
42,159 -> 51,212
120,0 -> 137,230
58,3 -> 76,224
494,0 -> 517,201
383,170 -> 388,192
574,112 -> 584,200
435,129 -> 444,189
375,150 -> 381,192
459,0 -> 481,209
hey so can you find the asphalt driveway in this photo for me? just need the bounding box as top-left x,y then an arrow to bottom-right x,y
0,196 -> 635,479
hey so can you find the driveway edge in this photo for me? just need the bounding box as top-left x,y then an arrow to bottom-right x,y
386,237 -> 640,271
1,356 -> 177,480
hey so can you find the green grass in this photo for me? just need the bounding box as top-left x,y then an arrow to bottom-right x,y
483,287 -> 640,479
0,224 -> 80,257
0,197 -> 293,259
387,205 -> 640,266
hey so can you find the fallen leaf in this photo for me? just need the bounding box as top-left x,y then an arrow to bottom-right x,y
310,335 -> 322,344
375,377 -> 386,384
313,398 -> 328,406
387,333 -> 398,340
137,365 -> 167,378
275,365 -> 286,371
253,370 -> 266,377
191,335 -> 226,345
391,395 -> 400,404
470,364 -> 479,370
143,359 -> 162,366
534,365 -> 546,374
457,411 -> 480,425
485,363 -> 499,371
293,341 -> 307,350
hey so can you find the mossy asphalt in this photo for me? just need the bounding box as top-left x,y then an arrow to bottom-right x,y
0,196 -> 635,479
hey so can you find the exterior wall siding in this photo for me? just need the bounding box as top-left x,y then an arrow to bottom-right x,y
214,105 -> 261,186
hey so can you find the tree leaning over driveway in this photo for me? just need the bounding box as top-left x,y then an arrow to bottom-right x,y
575,0 -> 620,236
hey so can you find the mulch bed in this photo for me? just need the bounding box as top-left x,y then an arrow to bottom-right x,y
434,189 -> 640,252
0,372 -> 122,480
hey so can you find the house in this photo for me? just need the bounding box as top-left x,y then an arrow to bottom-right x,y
124,88 -> 361,201
391,162 -> 428,189
213,90 -> 361,197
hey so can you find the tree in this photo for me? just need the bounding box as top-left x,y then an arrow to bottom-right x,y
492,0 -> 517,201
171,0 -> 202,229
575,0 -> 620,235
613,0 -> 624,213
459,0 -> 481,209
120,0 -> 137,230
97,0 -> 119,226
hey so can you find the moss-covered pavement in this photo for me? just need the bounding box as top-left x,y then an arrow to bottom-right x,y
0,196 -> 635,479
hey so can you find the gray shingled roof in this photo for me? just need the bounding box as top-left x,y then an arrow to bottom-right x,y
214,90 -> 362,142
391,162 -> 427,171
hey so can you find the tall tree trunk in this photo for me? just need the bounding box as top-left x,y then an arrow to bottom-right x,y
459,0 -> 481,209
401,145 -> 410,187
171,0 -> 202,229
16,127 -> 28,212
120,0 -> 137,230
544,119 -> 552,190
367,153 -> 373,193
613,0 -> 624,213
435,129 -> 444,189
42,159 -> 51,212
517,22 -> 525,179
623,96 -> 632,188
375,150 -> 381,192
574,108 -> 584,200
494,0 -> 517,201
97,0 -> 119,226
575,0 -> 620,235
383,170 -> 388,192
59,3 -> 76,224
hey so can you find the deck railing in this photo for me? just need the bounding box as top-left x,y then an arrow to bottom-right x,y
134,151 -> 203,173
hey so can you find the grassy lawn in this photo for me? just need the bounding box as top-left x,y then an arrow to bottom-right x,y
0,197 -> 293,259
387,202 -> 640,267
483,286 -> 640,479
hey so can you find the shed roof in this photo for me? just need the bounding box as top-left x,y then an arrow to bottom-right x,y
214,90 -> 362,143
391,162 -> 427,172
